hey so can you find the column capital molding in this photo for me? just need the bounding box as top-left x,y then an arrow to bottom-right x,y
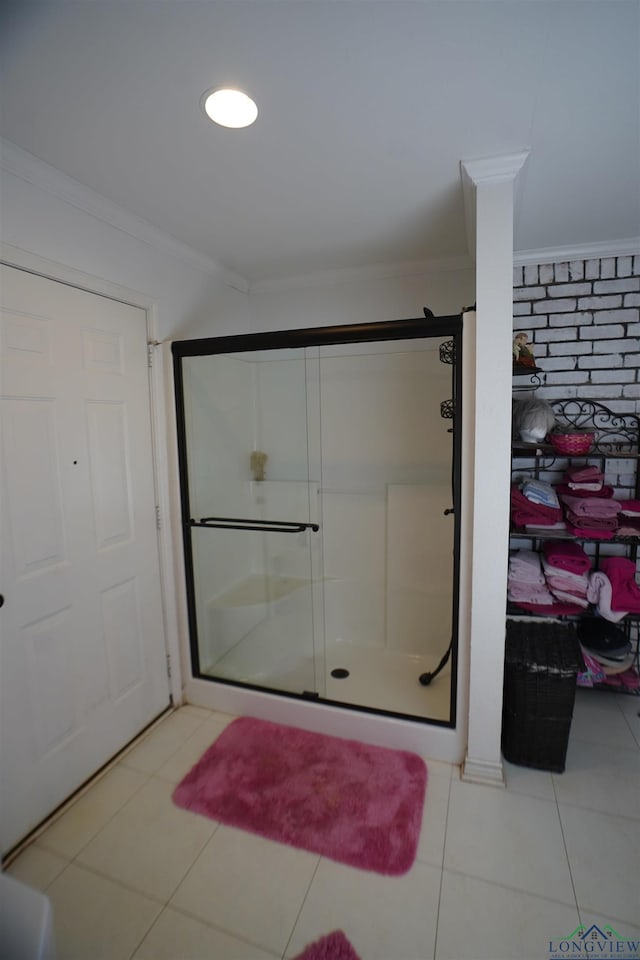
460,150 -> 530,188
460,150 -> 530,262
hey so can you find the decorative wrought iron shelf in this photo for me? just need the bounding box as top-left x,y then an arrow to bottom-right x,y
509,398 -> 640,695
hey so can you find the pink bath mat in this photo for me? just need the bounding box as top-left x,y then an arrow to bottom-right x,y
293,930 -> 361,960
172,716 -> 427,876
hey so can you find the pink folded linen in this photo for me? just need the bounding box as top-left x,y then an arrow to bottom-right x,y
542,558 -> 591,585
599,557 -> 640,612
564,510 -> 618,531
555,484 -> 614,499
525,522 -> 568,534
548,588 -> 590,607
511,600 -> 586,615
507,583 -> 555,604
509,549 -> 545,582
541,540 -> 591,574
546,576 -> 589,597
566,525 -> 615,540
619,499 -> 640,517
566,465 -> 603,483
586,571 -> 628,621
511,486 -> 563,527
559,495 -> 621,518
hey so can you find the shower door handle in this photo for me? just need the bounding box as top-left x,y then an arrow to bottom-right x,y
190,517 -> 320,533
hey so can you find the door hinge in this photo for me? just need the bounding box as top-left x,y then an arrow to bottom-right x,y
155,504 -> 161,530
147,339 -> 161,367
166,653 -> 172,679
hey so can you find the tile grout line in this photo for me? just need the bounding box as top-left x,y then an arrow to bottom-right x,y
34,770 -> 154,870
551,770 -> 582,926
158,900 -> 283,959
280,855 -> 323,960
438,864 -> 581,913
432,767 -> 454,960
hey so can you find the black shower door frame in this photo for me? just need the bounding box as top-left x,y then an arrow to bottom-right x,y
172,314 -> 463,728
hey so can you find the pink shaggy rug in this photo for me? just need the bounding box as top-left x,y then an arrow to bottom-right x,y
293,930 -> 361,960
172,716 -> 427,875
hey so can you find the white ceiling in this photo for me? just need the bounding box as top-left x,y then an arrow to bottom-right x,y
1,1 -> 638,285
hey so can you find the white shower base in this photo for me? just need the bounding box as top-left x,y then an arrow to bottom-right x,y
200,573 -> 454,724
325,641 -> 452,722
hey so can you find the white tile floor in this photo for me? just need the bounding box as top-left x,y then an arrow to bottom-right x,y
5,691 -> 640,960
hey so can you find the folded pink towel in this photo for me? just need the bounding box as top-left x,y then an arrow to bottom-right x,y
566,525 -> 614,540
587,571 -> 629,622
548,588 -> 590,607
564,510 -> 618,531
566,465 -> 603,483
508,583 -> 555,604
542,540 -> 591,574
511,600 -> 586,615
511,486 -> 563,527
556,483 -> 614,499
619,499 -> 640,517
525,522 -> 568,533
599,557 -> 640,612
546,576 -> 589,597
542,558 -> 591,586
509,549 -> 545,583
560,494 -> 621,518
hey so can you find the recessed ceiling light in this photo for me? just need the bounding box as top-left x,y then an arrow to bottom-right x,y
202,88 -> 258,129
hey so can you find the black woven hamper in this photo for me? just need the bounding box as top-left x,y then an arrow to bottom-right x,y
502,620 -> 583,773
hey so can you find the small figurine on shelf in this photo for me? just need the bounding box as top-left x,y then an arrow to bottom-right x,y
513,331 -> 536,369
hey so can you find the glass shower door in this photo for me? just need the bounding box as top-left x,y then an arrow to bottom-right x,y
181,348 -> 323,696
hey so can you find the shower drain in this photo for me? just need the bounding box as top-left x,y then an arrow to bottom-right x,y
330,668 -> 350,679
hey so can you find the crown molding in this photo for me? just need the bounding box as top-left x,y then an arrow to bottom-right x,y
460,150 -> 531,262
514,237 -> 640,267
248,254 -> 474,295
0,137 -> 249,293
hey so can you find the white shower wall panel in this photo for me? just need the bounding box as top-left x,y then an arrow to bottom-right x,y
320,491 -> 386,649
248,480 -> 320,580
386,484 -> 453,655
255,358 -> 313,482
184,354 -> 255,520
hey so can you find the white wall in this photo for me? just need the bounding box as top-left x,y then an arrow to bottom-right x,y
246,267 -> 474,334
0,151 -> 250,342
1,143 -> 477,763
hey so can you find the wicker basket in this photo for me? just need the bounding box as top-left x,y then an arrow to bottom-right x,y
502,620 -> 582,773
549,430 -> 595,455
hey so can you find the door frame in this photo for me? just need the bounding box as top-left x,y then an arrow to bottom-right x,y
0,242 -> 182,706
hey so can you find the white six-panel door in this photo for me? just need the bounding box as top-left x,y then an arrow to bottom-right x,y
0,264 -> 171,853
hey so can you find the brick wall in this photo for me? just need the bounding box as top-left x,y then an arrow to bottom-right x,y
513,253 -> 640,410
512,251 -> 640,523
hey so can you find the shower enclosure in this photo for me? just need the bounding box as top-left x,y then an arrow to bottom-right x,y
173,315 -> 462,726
